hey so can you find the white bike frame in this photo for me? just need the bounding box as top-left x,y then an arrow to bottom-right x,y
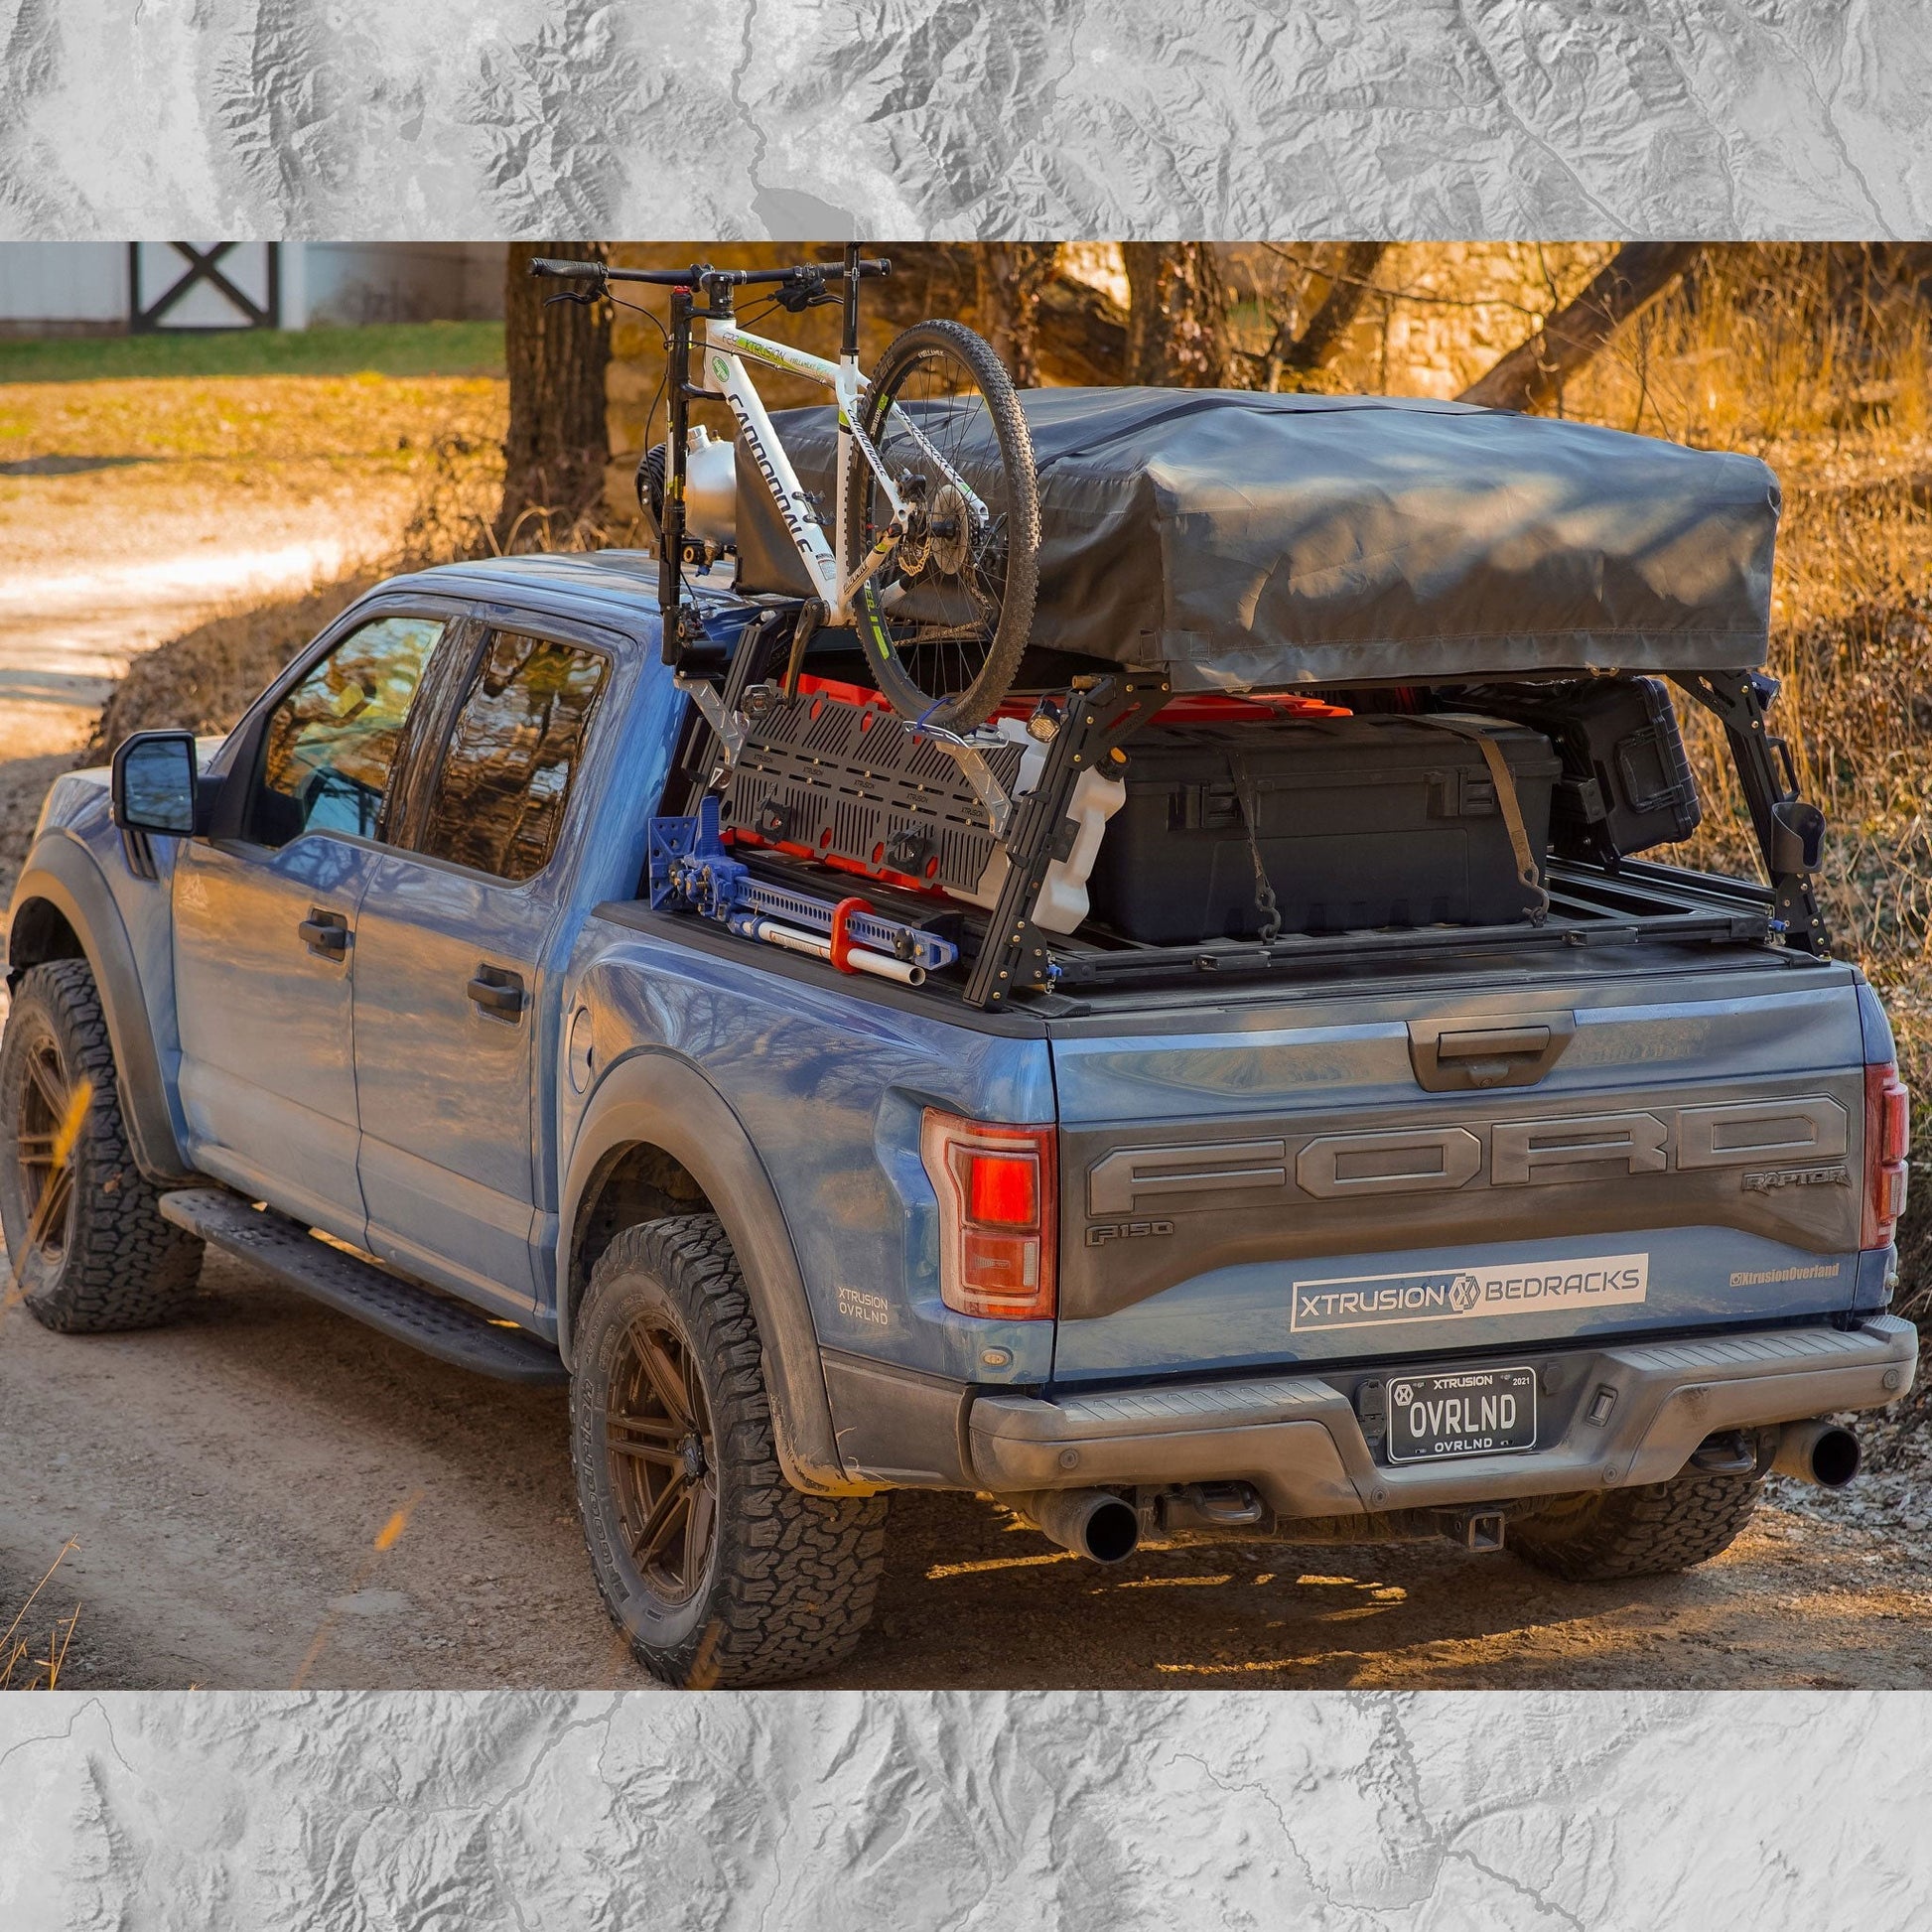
697,318 -> 989,626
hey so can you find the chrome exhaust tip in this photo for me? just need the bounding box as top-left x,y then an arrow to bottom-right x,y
1012,1489 -> 1142,1563
1772,1420 -> 1861,1489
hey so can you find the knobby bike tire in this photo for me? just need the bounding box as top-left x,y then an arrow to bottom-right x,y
847,320 -> 1039,731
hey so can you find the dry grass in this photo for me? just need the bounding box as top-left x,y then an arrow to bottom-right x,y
84,417 -> 640,759
1544,254 -> 1932,1119
1,1538 -> 81,1690
0,369 -> 505,469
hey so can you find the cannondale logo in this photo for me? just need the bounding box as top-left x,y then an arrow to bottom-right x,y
1449,1275 -> 1483,1313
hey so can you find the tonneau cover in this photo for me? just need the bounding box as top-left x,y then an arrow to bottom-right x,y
735,388 -> 1780,690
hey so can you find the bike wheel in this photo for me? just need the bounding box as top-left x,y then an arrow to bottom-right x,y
847,320 -> 1039,730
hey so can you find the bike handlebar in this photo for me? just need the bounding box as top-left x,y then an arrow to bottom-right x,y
528,256 -> 890,286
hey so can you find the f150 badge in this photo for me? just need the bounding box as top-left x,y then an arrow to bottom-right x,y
1291,1253 -> 1650,1332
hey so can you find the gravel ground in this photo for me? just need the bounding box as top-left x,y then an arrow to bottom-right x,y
5,1249 -> 1932,1693
1768,1352 -> 1932,1543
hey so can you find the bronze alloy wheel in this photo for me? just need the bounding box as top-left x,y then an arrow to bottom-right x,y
14,1035 -> 85,1264
572,1215 -> 888,1685
606,1314 -> 719,1605
0,959 -> 203,1333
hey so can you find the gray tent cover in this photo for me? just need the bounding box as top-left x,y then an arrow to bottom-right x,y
733,387 -> 1780,689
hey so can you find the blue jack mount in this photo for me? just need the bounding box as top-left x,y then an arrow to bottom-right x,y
650,797 -> 960,985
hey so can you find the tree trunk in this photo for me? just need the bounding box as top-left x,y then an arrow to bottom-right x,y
1122,243 -> 1231,386
974,243 -> 1061,386
1273,242 -> 1388,382
1457,242 -> 1704,414
495,240 -> 612,550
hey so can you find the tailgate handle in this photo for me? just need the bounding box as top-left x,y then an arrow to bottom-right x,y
1439,1026 -> 1550,1059
1409,1015 -> 1575,1092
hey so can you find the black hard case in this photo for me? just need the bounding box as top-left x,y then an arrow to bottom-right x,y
1462,676 -> 1702,866
1085,715 -> 1561,945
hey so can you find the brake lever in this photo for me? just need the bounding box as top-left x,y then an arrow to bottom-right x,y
542,289 -> 600,309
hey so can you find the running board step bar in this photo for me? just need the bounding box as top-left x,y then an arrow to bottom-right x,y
158,1187 -> 568,1385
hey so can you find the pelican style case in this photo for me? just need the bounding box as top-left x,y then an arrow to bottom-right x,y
1461,676 -> 1704,866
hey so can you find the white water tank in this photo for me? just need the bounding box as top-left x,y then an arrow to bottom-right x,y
684,426 -> 738,545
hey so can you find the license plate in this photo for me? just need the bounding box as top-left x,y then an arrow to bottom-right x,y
1386,1365 -> 1538,1463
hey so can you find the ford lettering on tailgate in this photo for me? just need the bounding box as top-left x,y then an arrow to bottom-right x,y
1291,1252 -> 1649,1331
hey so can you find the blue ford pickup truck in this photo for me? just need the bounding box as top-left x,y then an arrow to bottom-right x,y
2,551 -> 1915,1686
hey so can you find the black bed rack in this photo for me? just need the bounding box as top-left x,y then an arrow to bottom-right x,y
1045,857 -> 1778,992
669,621 -> 1830,1008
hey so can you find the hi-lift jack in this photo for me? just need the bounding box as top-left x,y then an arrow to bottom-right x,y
649,796 -> 958,988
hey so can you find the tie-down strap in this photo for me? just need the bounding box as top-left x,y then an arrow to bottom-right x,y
1415,715 -> 1551,925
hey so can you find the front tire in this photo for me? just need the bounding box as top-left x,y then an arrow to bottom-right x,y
1510,1466 -> 1765,1582
0,958 -> 204,1331
571,1214 -> 888,1687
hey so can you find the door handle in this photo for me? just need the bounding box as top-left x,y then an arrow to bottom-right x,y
300,909 -> 349,959
467,965 -> 527,1022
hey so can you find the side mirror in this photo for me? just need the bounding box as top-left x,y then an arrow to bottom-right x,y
111,731 -> 200,836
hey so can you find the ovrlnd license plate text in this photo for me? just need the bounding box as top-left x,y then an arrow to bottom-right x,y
1387,1365 -> 1538,1462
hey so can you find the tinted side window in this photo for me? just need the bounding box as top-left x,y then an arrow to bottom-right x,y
417,632 -> 609,883
253,616 -> 443,846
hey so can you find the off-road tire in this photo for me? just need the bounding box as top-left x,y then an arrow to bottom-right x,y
0,958 -> 204,1331
572,1214 -> 888,1687
1510,1467 -> 1765,1582
850,317 -> 1039,731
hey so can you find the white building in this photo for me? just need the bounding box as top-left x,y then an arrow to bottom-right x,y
0,243 -> 506,336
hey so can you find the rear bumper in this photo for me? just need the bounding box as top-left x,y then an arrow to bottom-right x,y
967,1316 -> 1918,1518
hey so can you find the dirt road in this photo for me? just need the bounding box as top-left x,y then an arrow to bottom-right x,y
4,1248 -> 1930,1692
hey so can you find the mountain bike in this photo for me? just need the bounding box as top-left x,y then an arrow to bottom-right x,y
530,245 -> 1039,730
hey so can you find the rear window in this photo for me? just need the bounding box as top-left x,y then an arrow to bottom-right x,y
417,631 -> 609,883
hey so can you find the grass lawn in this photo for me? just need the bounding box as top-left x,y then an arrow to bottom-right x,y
0,322 -> 505,385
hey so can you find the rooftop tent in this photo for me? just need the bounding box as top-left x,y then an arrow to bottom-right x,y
734,387 -> 1781,690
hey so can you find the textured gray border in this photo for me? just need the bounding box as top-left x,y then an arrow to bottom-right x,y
6,4 -> 1931,1922
2,2 -> 1929,239
1,1690 -> 1928,1925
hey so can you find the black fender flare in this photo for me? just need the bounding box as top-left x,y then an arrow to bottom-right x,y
7,837 -> 193,1182
559,1048 -> 866,1496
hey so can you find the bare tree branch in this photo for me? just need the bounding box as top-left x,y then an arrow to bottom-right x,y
973,243 -> 1062,387
1261,241 -> 1388,387
1457,242 -> 1705,413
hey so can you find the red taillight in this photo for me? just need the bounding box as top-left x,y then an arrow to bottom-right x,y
1863,1061 -> 1911,1250
967,1151 -> 1038,1227
921,1109 -> 1057,1319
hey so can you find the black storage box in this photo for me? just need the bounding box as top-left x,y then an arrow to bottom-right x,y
1086,715 -> 1561,945
1463,676 -> 1702,865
